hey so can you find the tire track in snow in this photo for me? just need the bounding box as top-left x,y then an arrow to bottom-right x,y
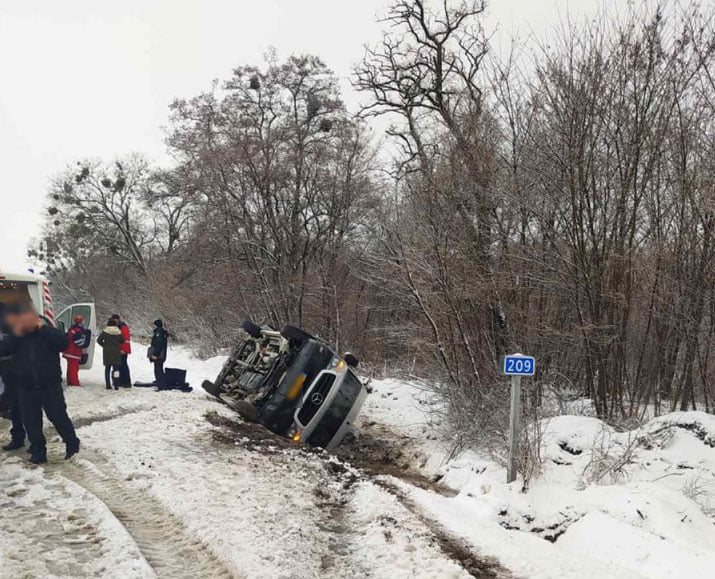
374,478 -> 510,579
313,482 -> 369,576
54,455 -> 237,579
72,404 -> 157,429
0,466 -> 110,578
312,469 -> 505,578
208,410 -> 509,577
332,424 -> 510,577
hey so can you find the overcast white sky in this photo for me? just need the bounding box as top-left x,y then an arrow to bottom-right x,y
0,0 -> 600,273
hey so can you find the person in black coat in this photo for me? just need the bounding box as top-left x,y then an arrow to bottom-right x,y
97,319 -> 124,390
148,319 -> 169,386
0,304 -> 25,451
0,302 -> 80,463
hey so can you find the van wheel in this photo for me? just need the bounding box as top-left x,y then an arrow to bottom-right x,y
231,400 -> 261,423
241,320 -> 263,339
201,380 -> 222,398
280,325 -> 313,344
344,353 -> 359,368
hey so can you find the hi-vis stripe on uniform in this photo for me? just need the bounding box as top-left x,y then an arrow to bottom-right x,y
42,280 -> 55,324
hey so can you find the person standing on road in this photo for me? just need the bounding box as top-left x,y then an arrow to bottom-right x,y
97,319 -> 124,390
148,319 -> 168,387
111,314 -> 132,387
62,315 -> 88,387
0,304 -> 25,452
0,301 -> 80,464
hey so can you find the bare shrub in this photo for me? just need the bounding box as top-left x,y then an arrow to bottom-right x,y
579,426 -> 640,488
682,472 -> 715,518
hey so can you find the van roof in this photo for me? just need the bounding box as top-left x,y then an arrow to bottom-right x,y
0,271 -> 43,283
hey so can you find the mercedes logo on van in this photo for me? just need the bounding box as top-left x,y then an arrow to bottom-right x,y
310,392 -> 324,406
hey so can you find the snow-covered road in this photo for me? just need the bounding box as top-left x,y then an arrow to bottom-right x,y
2,348 -> 715,578
0,349 -> 505,578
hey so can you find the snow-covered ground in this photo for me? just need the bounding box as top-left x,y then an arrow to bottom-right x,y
0,349 -> 497,578
365,379 -> 715,579
1,349 -> 714,578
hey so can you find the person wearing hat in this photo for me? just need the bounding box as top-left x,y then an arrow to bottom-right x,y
0,301 -> 80,464
97,319 -> 124,390
148,319 -> 169,386
62,315 -> 88,387
111,314 -> 132,387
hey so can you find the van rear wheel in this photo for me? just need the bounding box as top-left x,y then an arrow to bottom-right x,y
280,325 -> 313,344
241,320 -> 263,339
344,353 -> 359,368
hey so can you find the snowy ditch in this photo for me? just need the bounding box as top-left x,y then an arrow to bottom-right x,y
360,379 -> 715,578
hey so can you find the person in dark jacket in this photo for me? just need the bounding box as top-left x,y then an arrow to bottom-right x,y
0,301 -> 80,464
97,319 -> 124,390
148,319 -> 169,386
111,314 -> 132,387
0,304 -> 25,451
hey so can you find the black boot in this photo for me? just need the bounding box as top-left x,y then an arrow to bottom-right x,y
65,439 -> 80,460
29,452 -> 47,464
2,439 -> 25,451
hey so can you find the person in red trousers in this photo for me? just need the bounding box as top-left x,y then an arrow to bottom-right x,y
63,316 -> 87,387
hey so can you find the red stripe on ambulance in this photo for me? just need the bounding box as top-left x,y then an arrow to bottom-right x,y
42,281 -> 55,325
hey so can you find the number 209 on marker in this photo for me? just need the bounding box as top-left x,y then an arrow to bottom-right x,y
499,355 -> 536,376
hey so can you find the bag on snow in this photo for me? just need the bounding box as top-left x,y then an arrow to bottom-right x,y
164,368 -> 187,387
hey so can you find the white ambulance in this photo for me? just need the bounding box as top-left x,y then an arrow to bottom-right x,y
0,270 -> 97,370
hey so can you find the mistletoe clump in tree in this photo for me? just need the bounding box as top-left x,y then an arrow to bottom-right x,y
34,154 -> 194,279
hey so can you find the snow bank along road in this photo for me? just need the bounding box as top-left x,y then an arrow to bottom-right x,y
2,348 -> 715,578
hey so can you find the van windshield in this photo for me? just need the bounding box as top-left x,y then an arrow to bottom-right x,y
307,370 -> 362,448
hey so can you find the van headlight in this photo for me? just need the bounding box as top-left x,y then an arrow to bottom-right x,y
328,356 -> 346,371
